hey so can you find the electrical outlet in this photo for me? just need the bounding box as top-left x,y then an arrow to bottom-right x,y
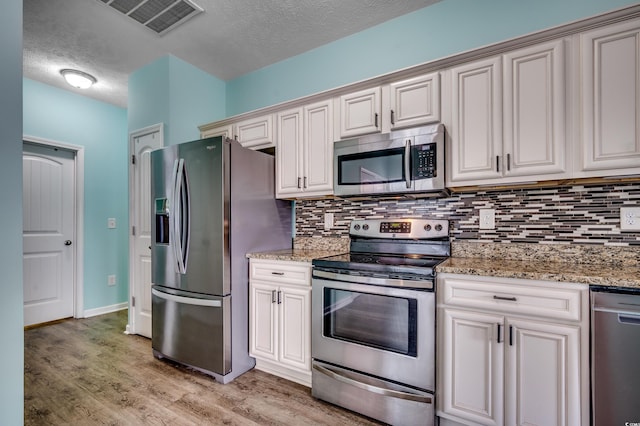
479,209 -> 496,230
324,213 -> 334,230
108,275 -> 116,286
620,207 -> 640,231
107,218 -> 116,229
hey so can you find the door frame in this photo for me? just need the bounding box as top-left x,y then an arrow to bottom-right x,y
127,123 -> 164,335
22,135 -> 85,319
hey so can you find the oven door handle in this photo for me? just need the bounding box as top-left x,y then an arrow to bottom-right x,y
313,363 -> 432,404
312,269 -> 433,290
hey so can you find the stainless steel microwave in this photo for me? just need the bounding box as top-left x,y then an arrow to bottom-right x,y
333,124 -> 448,198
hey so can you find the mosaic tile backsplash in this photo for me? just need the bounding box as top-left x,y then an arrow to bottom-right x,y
295,182 -> 640,246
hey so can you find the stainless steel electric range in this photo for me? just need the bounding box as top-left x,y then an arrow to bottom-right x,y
311,218 -> 450,426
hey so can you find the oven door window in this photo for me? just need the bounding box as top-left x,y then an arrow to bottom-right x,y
322,287 -> 417,356
337,147 -> 406,186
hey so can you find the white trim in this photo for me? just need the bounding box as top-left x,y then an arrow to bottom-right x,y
128,123 -> 164,335
83,302 -> 128,318
23,135 -> 85,319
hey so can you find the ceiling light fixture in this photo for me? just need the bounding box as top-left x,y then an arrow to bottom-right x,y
60,69 -> 97,89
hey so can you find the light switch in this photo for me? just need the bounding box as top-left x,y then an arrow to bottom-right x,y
324,213 -> 334,230
108,218 -> 116,229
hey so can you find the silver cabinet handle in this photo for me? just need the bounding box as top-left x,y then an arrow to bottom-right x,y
509,325 -> 514,346
497,323 -> 503,343
271,271 -> 284,276
297,177 -> 301,189
390,109 -> 395,125
506,153 -> 511,171
271,289 -> 276,303
374,112 -> 379,128
303,176 -> 307,189
277,290 -> 282,304
496,155 -> 500,173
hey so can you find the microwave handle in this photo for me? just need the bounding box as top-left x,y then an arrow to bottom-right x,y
404,139 -> 411,189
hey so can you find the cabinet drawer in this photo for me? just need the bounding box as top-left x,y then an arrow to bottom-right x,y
250,259 -> 311,287
438,274 -> 587,322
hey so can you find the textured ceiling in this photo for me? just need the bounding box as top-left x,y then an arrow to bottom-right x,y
23,0 -> 439,108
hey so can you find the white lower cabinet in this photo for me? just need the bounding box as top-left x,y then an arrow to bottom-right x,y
437,273 -> 589,426
249,259 -> 311,386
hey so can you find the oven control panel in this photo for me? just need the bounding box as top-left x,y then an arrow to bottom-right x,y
350,219 -> 449,239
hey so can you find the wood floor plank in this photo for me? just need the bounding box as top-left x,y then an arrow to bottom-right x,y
25,310 -> 382,425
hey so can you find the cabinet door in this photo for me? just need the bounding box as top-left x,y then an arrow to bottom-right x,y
303,100 -> 334,196
276,108 -> 303,197
279,286 -> 311,372
201,124 -> 233,140
505,318 -> 583,426
580,19 -> 640,174
339,86 -> 381,138
439,308 -> 504,426
448,57 -> 503,183
236,114 -> 274,149
389,72 -> 440,130
503,39 -> 567,178
249,282 -> 278,362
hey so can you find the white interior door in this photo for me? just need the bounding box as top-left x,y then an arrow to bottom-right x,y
23,143 -> 76,326
129,125 -> 163,337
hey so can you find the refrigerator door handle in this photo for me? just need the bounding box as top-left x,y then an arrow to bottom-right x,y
173,158 -> 189,274
152,288 -> 222,308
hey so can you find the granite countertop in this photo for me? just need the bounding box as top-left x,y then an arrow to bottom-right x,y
248,238 -> 640,290
437,257 -> 640,289
246,248 -> 345,263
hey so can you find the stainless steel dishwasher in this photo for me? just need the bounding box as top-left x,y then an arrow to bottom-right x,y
592,288 -> 640,426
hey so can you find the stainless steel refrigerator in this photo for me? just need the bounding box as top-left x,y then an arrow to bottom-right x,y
150,136 -> 292,383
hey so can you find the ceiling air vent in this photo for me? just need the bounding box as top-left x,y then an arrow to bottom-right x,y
98,0 -> 204,36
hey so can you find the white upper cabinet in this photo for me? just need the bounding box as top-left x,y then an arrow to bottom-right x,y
339,86 -> 382,138
388,73 -> 441,130
578,18 -> 640,176
200,123 -> 233,140
446,39 -> 569,186
276,99 -> 333,199
446,56 -> 503,183
503,40 -> 567,178
235,114 -> 274,150
338,72 -> 441,139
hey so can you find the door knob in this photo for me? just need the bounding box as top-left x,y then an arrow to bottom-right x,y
64,240 -> 72,246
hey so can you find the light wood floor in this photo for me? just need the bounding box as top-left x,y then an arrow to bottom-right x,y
24,310 -> 382,425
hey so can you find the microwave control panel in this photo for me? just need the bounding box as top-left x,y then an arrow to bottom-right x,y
412,143 -> 437,179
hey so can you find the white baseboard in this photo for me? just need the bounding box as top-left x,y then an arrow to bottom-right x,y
254,359 -> 311,387
82,302 -> 128,318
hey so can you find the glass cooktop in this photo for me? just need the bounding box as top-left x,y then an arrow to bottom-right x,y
312,252 -> 446,277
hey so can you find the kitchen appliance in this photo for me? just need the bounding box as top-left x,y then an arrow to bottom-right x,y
333,124 -> 447,198
311,218 -> 449,426
591,288 -> 640,425
150,136 -> 292,384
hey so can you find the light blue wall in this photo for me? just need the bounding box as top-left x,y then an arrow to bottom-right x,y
23,78 -> 129,311
169,56 -> 227,143
0,1 -> 23,423
129,55 -> 226,145
128,56 -> 170,136
226,0 -> 639,115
